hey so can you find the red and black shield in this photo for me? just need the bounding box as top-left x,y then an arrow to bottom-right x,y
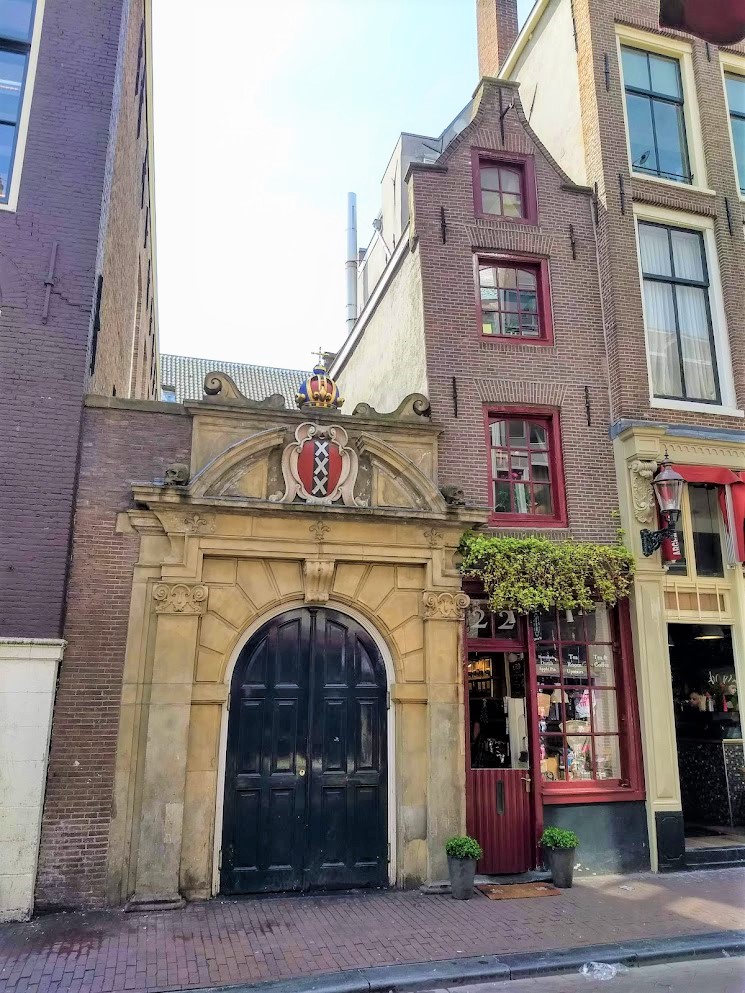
297,437 -> 343,498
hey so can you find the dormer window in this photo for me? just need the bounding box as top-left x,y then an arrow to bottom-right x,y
473,150 -> 537,223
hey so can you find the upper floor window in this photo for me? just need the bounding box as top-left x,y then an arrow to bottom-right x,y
473,151 -> 537,223
621,46 -> 691,184
477,256 -> 553,343
725,73 -> 745,193
638,221 -> 719,403
487,411 -> 566,526
0,0 -> 35,203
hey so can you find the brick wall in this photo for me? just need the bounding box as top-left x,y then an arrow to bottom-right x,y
35,400 -> 191,910
410,79 -> 617,543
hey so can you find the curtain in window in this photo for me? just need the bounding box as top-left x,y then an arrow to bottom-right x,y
643,282 -> 681,396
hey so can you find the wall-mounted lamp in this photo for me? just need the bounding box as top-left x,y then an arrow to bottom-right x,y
640,453 -> 685,557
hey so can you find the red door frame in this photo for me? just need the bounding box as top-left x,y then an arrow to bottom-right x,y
464,616 -> 542,872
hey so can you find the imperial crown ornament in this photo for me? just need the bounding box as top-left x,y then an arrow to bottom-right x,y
296,359 -> 344,410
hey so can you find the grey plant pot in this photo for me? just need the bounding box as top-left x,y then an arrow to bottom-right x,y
545,846 -> 576,888
447,855 -> 477,899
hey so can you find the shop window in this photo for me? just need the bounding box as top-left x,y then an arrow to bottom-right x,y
472,150 -> 537,222
486,409 -> 566,526
637,221 -> 719,404
666,483 -> 724,578
621,46 -> 691,183
536,606 -> 627,787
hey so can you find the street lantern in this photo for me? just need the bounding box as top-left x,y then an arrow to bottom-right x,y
640,453 -> 685,557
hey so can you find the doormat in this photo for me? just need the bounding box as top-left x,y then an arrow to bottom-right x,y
477,882 -> 561,900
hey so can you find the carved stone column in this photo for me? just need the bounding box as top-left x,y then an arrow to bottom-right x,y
422,591 -> 469,881
127,583 -> 208,910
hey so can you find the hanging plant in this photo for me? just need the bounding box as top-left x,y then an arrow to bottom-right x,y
459,532 -> 635,614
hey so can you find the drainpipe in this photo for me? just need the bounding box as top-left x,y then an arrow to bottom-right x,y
345,192 -> 358,335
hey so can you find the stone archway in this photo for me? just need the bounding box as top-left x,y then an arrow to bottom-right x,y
221,606 -> 388,894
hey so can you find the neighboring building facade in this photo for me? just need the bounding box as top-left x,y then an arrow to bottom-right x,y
34,369 -> 484,909
0,0 -> 159,920
160,353 -> 309,407
497,0 -> 745,870
333,72 -> 648,873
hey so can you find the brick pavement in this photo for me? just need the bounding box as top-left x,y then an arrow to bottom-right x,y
0,869 -> 743,993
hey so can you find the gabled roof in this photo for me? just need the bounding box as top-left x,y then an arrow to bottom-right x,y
161,353 -> 309,406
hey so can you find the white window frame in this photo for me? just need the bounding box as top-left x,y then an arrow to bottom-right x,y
632,203 -> 741,417
719,50 -> 745,202
616,25 -> 711,196
0,0 -> 45,213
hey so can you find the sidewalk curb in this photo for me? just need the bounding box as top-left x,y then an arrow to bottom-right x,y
184,929 -> 745,993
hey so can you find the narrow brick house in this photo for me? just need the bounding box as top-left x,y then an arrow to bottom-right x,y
0,0 -> 159,920
495,0 -> 745,871
332,68 -> 648,870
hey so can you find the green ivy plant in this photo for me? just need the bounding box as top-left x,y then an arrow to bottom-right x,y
445,835 -> 484,860
459,532 -> 634,614
540,827 -> 579,850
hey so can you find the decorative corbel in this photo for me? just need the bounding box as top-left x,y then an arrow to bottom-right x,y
152,583 -> 209,614
629,459 -> 658,524
422,591 -> 470,619
304,560 -> 336,603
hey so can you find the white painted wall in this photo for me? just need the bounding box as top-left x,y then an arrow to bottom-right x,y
0,639 -> 63,921
511,0 -> 586,184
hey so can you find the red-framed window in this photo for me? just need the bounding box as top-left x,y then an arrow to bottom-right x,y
473,149 -> 538,223
475,255 -> 553,343
485,408 -> 567,526
533,604 -> 644,803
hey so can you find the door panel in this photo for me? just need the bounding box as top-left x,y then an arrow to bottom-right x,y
222,608 -> 387,894
469,769 -> 532,873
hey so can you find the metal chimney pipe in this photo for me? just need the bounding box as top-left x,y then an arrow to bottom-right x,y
345,192 -> 358,334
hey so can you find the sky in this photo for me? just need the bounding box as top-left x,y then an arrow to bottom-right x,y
152,0 -> 534,372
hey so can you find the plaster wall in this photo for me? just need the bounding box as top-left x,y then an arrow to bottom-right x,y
0,639 -> 64,921
337,246 -> 427,414
510,0 -> 586,184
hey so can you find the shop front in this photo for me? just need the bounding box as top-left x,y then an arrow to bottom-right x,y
616,423 -> 745,871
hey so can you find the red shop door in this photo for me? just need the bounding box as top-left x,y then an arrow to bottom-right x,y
465,633 -> 537,874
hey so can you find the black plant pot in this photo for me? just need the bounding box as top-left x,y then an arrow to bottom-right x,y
447,856 -> 477,899
545,846 -> 575,888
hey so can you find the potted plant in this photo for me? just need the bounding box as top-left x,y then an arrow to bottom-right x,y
445,835 -> 483,900
540,827 -> 579,888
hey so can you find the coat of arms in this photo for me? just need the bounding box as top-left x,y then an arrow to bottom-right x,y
270,423 -> 366,506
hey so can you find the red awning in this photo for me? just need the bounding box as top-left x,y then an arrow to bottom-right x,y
671,464 -> 745,563
660,0 -> 745,45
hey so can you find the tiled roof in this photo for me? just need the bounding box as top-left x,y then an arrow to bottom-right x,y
160,353 -> 309,406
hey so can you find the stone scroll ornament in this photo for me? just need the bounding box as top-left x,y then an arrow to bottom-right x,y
270,423 -> 367,507
423,591 -> 471,619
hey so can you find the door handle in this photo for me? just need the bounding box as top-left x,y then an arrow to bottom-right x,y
521,774 -> 532,794
298,768 -> 306,777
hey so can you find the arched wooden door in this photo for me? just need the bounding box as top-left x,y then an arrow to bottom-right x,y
221,607 -> 388,894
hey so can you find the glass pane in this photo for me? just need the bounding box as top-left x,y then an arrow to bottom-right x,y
500,288 -> 519,310
466,601 -> 491,638
536,644 -> 560,683
671,229 -> 704,282
482,190 -> 502,214
469,655 -> 511,769
517,268 -> 537,289
639,223 -> 671,276
480,265 -> 497,287
531,452 -> 550,481
498,267 -> 517,288
521,314 -> 540,336
649,52 -> 682,98
0,121 -> 14,199
559,609 -> 584,641
482,312 -> 499,335
533,483 -> 552,515
562,643 -> 588,682
594,736 -> 622,780
689,484 -> 724,578
508,418 -> 528,445
510,451 -> 529,476
730,116 -> 745,193
584,605 -> 611,642
502,192 -> 522,216
644,281 -> 683,398
589,645 -> 616,685
490,419 -> 508,447
480,166 -> 502,192
566,688 -> 592,725
626,93 -> 656,172
521,290 -> 538,313
501,167 -> 521,193
503,312 -> 520,335
622,46 -> 650,90
676,285 -> 717,402
493,479 -> 511,513
591,690 -> 619,732
0,50 -> 26,124
726,73 -> 745,115
529,423 -> 547,448
540,735 -> 565,781
0,0 -> 35,42
652,99 -> 688,180
566,736 -> 593,780
513,481 -> 530,514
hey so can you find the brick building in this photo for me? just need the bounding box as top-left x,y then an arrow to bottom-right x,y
332,68 -> 648,871
0,0 -> 158,920
496,0 -> 745,871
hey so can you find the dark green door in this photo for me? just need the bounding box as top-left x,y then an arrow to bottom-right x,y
221,607 -> 388,894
